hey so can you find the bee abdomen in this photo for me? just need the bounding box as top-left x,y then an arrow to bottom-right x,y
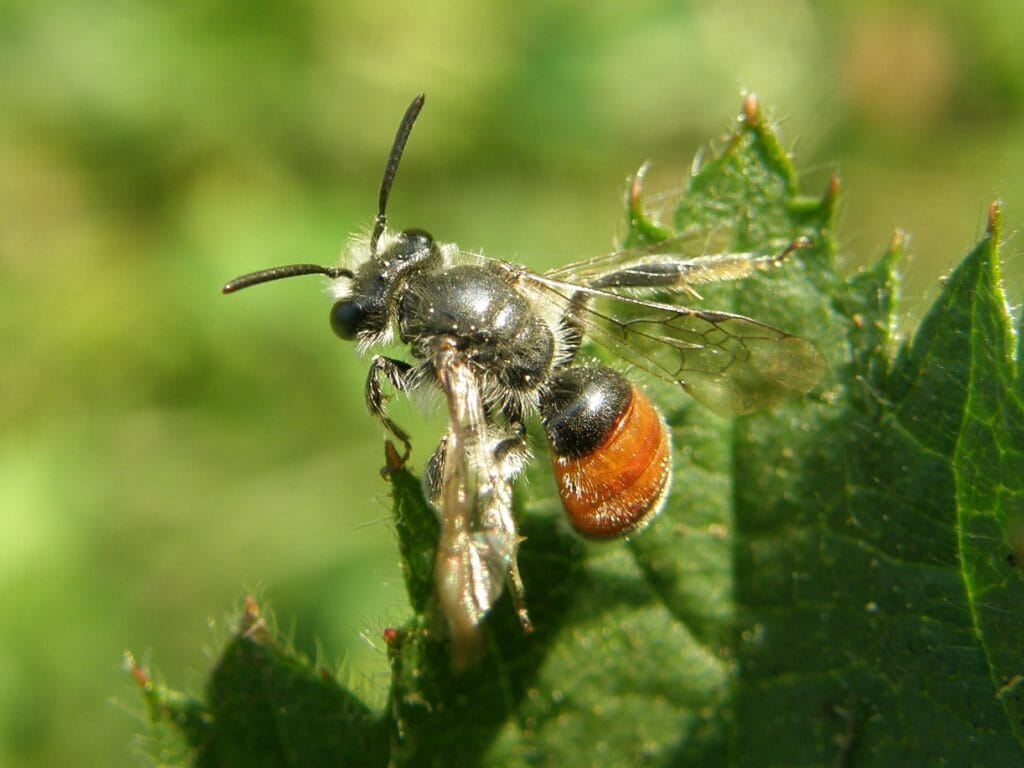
541,367 -> 671,539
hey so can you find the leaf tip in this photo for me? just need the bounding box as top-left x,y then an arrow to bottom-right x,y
825,173 -> 841,205
741,92 -> 761,126
238,595 -> 270,643
888,228 -> 910,256
622,160 -> 672,248
815,173 -> 842,224
987,199 -> 1002,239
124,650 -> 150,690
629,161 -> 651,214
381,439 -> 408,479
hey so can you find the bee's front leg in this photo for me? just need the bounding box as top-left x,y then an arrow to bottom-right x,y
365,355 -> 416,474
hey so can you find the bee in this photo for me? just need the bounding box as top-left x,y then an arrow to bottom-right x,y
223,95 -> 824,666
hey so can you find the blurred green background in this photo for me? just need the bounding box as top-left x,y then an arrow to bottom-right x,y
2,1 -> 1022,765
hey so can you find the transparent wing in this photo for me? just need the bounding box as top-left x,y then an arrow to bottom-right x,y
432,342 -> 520,668
543,227 -> 801,297
545,227 -> 731,284
523,273 -> 825,417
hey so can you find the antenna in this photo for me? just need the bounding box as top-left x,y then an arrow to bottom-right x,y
222,94 -> 427,294
370,93 -> 426,253
222,264 -> 354,294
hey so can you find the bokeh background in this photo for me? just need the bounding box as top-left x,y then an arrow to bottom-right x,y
2,2 -> 1022,765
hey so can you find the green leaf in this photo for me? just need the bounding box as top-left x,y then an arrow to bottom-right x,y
137,97 -> 1024,766
732,206 -> 1024,765
131,600 -> 388,767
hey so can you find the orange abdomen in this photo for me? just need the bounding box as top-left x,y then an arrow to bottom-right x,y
551,384 -> 671,539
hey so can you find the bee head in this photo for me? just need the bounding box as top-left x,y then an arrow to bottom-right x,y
329,227 -> 440,342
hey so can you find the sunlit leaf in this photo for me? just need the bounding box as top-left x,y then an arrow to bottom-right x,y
139,98 -> 1024,767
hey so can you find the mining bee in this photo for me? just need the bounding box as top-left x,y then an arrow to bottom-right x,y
223,95 -> 824,666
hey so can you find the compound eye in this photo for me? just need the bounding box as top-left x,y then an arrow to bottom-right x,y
401,228 -> 434,255
330,299 -> 364,341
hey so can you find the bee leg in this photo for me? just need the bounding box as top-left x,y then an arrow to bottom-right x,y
422,433 -> 447,511
365,356 -> 415,473
507,559 -> 533,634
492,425 -> 534,634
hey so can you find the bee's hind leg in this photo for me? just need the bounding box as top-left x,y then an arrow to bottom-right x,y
492,425 -> 534,634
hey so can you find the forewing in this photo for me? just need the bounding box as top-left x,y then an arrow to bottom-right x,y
545,227 -> 733,286
525,274 -> 825,417
432,343 -> 513,667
